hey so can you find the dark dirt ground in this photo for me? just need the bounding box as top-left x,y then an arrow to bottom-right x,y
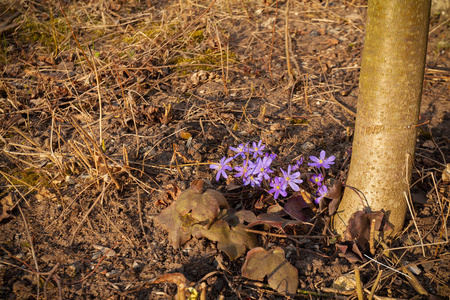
0,0 -> 449,299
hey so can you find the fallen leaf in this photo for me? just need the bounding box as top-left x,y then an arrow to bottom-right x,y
154,201 -> 198,248
155,180 -> 258,256
35,187 -> 57,202
200,215 -> 258,260
164,183 -> 181,202
333,273 -> 357,292
327,180 -> 343,215
247,213 -> 303,231
234,210 -> 257,224
175,183 -> 229,226
336,241 -> 364,263
338,209 -> 392,262
93,244 -> 116,257
267,204 -> 284,214
180,131 -> 192,140
0,194 -> 15,222
242,247 -> 298,296
150,272 -> 188,286
344,211 -> 371,250
283,194 -> 310,222
442,164 -> 450,182
327,38 -> 339,45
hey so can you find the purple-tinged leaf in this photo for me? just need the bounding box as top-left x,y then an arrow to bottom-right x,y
155,179 -> 230,248
327,180 -> 343,215
336,241 -> 364,263
345,211 -> 370,251
175,183 -> 229,226
154,202 -> 195,248
342,210 -> 389,256
242,247 -> 298,296
247,213 -> 303,231
283,194 -> 311,222
200,219 -> 258,260
234,210 -> 258,224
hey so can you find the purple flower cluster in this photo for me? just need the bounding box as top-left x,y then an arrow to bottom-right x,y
210,141 -> 335,202
308,150 -> 335,204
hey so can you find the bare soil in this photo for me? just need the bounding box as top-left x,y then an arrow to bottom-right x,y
0,0 -> 449,299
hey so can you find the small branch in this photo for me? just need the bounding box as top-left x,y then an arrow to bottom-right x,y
354,267 -> 364,300
0,11 -> 20,35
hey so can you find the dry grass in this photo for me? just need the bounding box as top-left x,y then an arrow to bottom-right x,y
0,0 -> 449,299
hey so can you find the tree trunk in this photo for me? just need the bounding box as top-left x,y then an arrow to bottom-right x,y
332,0 -> 431,237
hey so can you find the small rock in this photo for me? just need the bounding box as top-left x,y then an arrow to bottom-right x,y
132,261 -> 143,270
408,264 -> 422,275
333,273 -> 356,291
422,140 -> 435,149
65,175 -> 75,185
105,269 -> 120,278
301,142 -> 315,150
309,30 -> 320,37
66,262 -> 82,277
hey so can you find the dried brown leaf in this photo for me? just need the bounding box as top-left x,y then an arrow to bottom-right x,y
336,241 -> 364,263
247,213 -> 303,231
175,186 -> 229,225
234,210 -> 257,224
0,194 -> 15,222
200,217 -> 258,260
283,194 -> 310,222
242,247 -> 298,296
341,210 -> 388,257
327,180 -> 343,215
154,202 -> 195,248
442,163 -> 450,182
345,210 -> 370,250
150,273 -> 188,286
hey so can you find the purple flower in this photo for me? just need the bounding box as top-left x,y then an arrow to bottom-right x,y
268,177 -> 287,199
292,157 -> 304,171
310,174 -> 324,186
210,156 -> 233,181
250,140 -> 265,158
308,150 -> 335,169
230,143 -> 249,158
234,159 -> 255,178
252,156 -> 274,180
315,185 -> 328,204
265,152 -> 277,160
280,165 -> 303,191
243,173 -> 263,188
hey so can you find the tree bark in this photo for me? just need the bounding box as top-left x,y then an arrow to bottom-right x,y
332,0 -> 431,237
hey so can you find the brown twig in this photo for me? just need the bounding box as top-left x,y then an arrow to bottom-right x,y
17,205 -> 40,299
368,270 -> 383,300
354,267 -> 364,300
268,0 -> 279,83
44,263 -> 60,300
0,11 -> 20,35
369,218 -> 376,255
